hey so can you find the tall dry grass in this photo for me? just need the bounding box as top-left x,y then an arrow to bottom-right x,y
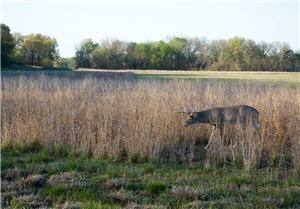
1,73 -> 300,169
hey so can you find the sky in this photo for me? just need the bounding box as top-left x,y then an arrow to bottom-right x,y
1,0 -> 299,57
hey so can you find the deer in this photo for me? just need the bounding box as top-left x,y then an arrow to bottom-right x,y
177,105 -> 260,149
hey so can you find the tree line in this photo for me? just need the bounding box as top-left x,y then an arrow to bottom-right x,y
1,23 -> 299,71
75,37 -> 298,71
1,24 -> 59,67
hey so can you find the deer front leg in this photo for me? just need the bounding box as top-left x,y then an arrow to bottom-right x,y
205,124 -> 216,150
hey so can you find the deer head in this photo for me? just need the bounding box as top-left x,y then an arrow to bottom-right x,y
184,112 -> 199,127
176,105 -> 197,127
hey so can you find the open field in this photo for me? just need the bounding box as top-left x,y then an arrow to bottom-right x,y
1,71 -> 300,208
77,69 -> 300,83
2,66 -> 300,83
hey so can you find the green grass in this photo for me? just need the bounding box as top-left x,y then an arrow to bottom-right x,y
77,69 -> 300,83
3,66 -> 299,83
134,71 -> 300,83
145,180 -> 168,194
1,143 -> 300,209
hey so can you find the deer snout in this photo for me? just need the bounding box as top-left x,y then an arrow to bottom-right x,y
184,121 -> 190,127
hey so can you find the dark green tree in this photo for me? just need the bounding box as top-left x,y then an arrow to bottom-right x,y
1,24 -> 15,66
75,39 -> 98,68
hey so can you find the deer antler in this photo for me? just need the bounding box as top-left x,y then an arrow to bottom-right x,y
175,104 -> 197,114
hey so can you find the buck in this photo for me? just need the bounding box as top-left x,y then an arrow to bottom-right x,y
177,105 -> 260,149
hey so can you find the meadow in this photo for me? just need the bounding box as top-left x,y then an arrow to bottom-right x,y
1,71 -> 300,208
78,69 -> 300,83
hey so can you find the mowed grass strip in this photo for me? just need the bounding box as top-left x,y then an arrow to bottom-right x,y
78,68 -> 300,83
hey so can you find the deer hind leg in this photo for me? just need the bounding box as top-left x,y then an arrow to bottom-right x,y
205,124 -> 216,150
241,121 -> 247,140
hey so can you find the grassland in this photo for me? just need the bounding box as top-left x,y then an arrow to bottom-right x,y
1,71 -> 300,208
77,69 -> 300,83
2,142 -> 300,209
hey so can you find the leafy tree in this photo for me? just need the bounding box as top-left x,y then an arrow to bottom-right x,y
103,40 -> 126,69
134,43 -> 152,69
150,41 -> 172,69
91,47 -> 109,69
54,57 -> 76,69
279,47 -> 295,71
1,23 -> 15,66
20,33 -> 58,66
75,39 -> 98,68
186,38 -> 207,69
242,40 -> 264,71
125,42 -> 138,69
11,32 -> 25,64
73,36 -> 298,72
169,37 -> 189,69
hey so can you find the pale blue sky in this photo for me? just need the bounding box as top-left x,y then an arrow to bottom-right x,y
2,0 -> 299,57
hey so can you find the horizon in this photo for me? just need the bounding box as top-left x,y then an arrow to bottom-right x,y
1,0 -> 299,57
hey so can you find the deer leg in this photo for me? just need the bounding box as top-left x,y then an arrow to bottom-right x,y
241,122 -> 247,140
253,118 -> 261,140
219,124 -> 224,141
205,125 -> 216,150
218,124 -> 227,162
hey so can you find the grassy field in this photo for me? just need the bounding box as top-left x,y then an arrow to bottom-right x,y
2,142 -> 300,209
1,70 -> 300,208
77,69 -> 300,83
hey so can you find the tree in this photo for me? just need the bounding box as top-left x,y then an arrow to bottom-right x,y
73,36 -> 297,71
242,39 -> 264,71
187,38 -> 208,69
150,41 -> 171,69
134,43 -> 152,69
54,57 -> 76,69
75,39 -> 98,68
294,52 -> 300,71
1,24 -> 15,66
103,40 -> 126,69
91,47 -> 109,69
169,37 -> 189,69
125,42 -> 138,69
279,47 -> 295,71
20,33 -> 58,66
11,32 -> 25,64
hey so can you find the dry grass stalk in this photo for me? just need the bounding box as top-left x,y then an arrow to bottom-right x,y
1,75 -> 299,169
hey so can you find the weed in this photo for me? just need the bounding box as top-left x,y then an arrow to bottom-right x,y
1,158 -> 17,170
123,182 -> 144,191
145,180 -> 167,194
143,164 -> 155,174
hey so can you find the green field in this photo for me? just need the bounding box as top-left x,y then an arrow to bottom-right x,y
78,69 -> 300,83
1,143 -> 300,209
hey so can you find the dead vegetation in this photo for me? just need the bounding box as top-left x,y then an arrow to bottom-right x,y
1,73 -> 300,170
